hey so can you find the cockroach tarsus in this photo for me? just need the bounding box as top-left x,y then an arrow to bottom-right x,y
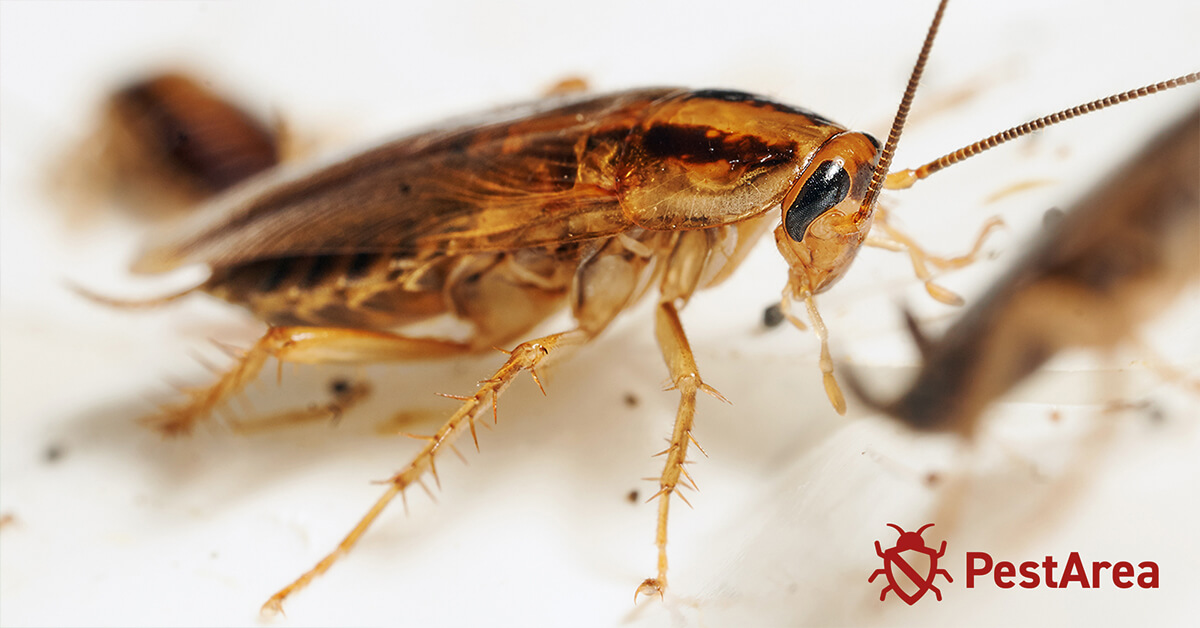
81,0 -> 1199,614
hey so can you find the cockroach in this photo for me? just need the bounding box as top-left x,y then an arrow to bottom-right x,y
58,72 -> 281,217
84,0 -> 1199,614
846,106 -> 1199,433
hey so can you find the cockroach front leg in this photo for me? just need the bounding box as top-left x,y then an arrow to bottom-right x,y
636,301 -> 727,601
866,207 -> 1003,305
148,326 -> 470,435
262,328 -> 591,616
779,287 -> 846,414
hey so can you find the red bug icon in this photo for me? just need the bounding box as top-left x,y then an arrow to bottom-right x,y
869,523 -> 953,604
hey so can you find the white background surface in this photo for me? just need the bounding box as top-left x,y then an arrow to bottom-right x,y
2,1 -> 1198,627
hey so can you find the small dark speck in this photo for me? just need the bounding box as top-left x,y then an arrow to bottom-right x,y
210,551 -> 219,559
924,471 -> 943,487
44,443 -> 65,464
398,182 -> 412,195
763,302 -> 785,328
330,378 -> 350,396
627,490 -> 639,503
623,392 -> 639,408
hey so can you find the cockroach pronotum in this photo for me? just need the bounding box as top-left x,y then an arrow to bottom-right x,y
846,107 -> 1199,434
50,0 -> 1197,619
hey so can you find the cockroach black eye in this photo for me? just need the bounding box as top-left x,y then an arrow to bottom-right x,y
784,160 -> 851,241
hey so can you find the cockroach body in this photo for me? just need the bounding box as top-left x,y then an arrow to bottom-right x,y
71,72 -> 281,216
88,0 -> 1197,614
138,86 -> 879,388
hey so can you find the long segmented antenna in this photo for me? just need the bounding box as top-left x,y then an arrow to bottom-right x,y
885,71 -> 1200,189
858,0 -> 949,218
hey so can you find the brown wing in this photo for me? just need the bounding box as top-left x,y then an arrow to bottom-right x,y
135,88 -> 682,273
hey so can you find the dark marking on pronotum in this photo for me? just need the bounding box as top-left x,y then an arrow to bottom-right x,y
640,124 -> 796,168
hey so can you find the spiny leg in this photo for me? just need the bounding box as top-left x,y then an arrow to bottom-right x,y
866,207 -> 1003,305
636,301 -> 726,601
149,326 -> 470,435
262,328 -> 590,616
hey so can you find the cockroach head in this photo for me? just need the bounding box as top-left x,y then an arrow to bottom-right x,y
773,131 -> 881,296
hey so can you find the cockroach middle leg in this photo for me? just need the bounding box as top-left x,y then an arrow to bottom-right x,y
149,327 -> 470,435
637,301 -> 727,601
262,328 -> 591,615
866,208 -> 1004,306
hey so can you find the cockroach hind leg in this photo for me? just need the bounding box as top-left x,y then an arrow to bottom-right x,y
228,378 -> 372,435
145,327 -> 470,436
262,328 -> 591,613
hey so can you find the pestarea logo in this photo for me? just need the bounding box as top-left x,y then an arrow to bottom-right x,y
869,523 -> 1160,605
869,523 -> 953,604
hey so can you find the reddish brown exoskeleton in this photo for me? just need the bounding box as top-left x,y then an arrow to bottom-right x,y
58,72 -> 282,218
87,0 -> 1198,613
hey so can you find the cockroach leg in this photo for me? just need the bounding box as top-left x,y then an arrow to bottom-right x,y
542,76 -> 590,96
1130,337 -> 1200,394
801,292 -> 846,415
637,301 -> 727,602
262,328 -> 591,616
773,284 -> 846,413
867,208 -> 1004,306
228,378 -> 373,434
779,285 -> 845,414
148,327 -> 469,436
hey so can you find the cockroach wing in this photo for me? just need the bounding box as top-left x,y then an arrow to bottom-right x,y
134,88 -> 682,273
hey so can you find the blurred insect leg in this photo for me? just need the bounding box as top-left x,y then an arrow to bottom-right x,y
148,327 -> 470,436
866,208 -> 1003,306
542,76 -> 589,96
228,378 -> 373,434
637,301 -> 727,601
262,328 -> 590,616
1131,337 -> 1200,393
